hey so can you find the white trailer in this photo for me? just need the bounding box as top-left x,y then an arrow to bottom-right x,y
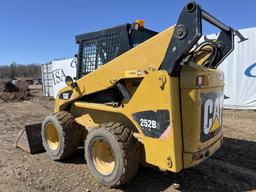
41,62 -> 53,97
217,27 -> 256,109
42,58 -> 77,98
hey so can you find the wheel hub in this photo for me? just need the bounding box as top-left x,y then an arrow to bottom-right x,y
45,123 -> 59,150
92,139 -> 115,175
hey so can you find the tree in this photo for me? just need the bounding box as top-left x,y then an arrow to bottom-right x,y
0,63 -> 41,79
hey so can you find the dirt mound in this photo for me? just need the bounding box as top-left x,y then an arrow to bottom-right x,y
0,91 -> 31,102
0,80 -> 32,102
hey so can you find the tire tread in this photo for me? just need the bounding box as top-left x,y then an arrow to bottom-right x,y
102,122 -> 139,186
43,111 -> 81,160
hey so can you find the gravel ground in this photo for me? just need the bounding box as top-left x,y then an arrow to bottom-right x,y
0,98 -> 255,192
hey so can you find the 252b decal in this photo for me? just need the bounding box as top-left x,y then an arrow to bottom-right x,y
139,118 -> 157,129
132,110 -> 170,138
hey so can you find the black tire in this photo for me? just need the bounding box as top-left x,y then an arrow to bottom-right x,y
85,122 -> 140,187
41,111 -> 81,160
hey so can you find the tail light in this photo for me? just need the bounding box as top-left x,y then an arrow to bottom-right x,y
196,75 -> 204,86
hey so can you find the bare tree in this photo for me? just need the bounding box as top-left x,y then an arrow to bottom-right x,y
0,63 -> 41,79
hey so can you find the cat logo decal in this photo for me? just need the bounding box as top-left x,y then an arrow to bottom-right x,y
201,92 -> 224,142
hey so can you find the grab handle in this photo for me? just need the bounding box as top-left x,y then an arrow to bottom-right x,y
201,10 -> 231,32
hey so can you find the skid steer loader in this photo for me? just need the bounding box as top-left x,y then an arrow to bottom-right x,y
18,1 -> 234,186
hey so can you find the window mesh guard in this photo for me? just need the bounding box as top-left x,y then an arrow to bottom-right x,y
80,33 -> 121,75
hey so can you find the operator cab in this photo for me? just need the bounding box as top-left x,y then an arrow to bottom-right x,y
75,21 -> 158,78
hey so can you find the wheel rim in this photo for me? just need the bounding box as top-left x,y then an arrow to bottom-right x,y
45,123 -> 59,150
92,139 -> 115,176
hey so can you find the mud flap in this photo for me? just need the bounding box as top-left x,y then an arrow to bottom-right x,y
15,123 -> 45,154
